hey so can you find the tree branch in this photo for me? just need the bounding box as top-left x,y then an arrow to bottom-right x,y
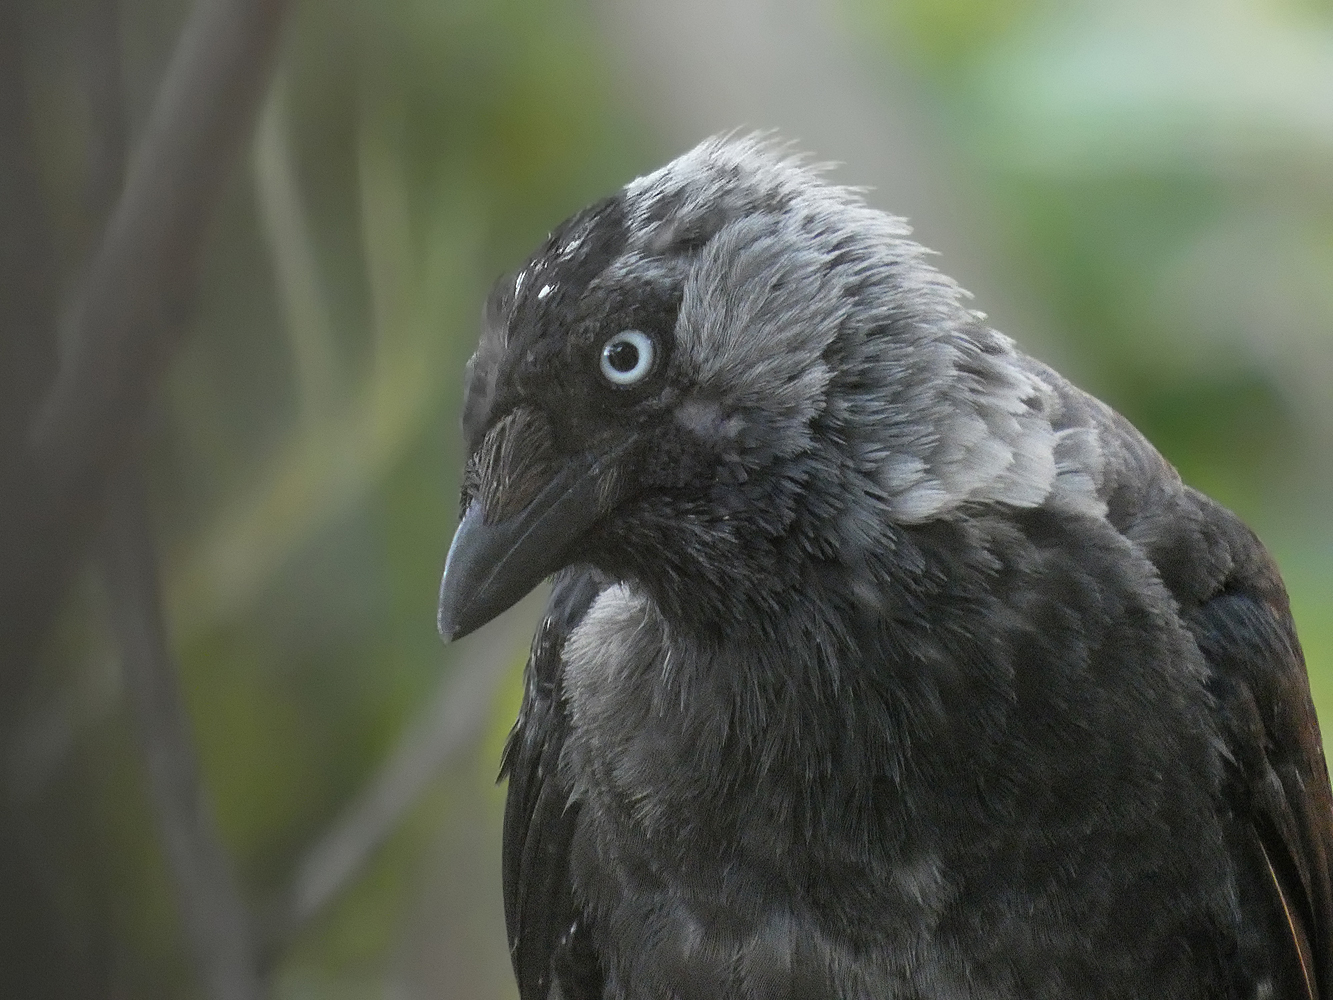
33,0 -> 291,496
0,3 -> 102,993
0,0 -> 292,695
102,462 -> 264,1000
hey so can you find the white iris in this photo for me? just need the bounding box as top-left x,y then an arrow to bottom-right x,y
599,330 -> 655,385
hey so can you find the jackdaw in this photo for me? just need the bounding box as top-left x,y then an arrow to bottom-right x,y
436,136 -> 1333,999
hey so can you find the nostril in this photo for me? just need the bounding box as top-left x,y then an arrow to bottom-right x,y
459,460 -> 479,521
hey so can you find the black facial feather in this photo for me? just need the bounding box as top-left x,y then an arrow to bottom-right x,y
437,135 -> 1333,1000
465,406 -> 558,524
462,195 -> 631,453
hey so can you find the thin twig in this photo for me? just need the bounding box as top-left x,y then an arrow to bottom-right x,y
102,462 -> 264,1000
264,589 -> 544,956
89,11 -> 264,998
31,0 -> 291,505
2,0 -> 133,810
3,0 -> 292,741
253,72 -> 340,430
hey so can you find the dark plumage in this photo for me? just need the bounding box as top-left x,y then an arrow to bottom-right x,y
436,137 -> 1333,999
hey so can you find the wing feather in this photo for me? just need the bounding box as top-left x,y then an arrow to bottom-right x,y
1188,567 -> 1333,999
1257,833 -> 1316,1000
500,569 -> 605,1000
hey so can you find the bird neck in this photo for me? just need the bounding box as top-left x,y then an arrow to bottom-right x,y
575,463 -> 960,807
560,570 -> 921,863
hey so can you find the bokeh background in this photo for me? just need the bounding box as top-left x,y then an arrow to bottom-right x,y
4,0 -> 1332,996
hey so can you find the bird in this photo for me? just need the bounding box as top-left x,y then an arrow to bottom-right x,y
436,135 -> 1333,1000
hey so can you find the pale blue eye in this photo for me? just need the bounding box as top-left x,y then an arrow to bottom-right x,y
600,330 -> 655,385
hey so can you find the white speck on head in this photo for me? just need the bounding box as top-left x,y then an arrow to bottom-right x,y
537,283 -> 555,300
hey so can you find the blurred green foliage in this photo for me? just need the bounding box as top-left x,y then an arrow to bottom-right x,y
15,0 -> 1332,996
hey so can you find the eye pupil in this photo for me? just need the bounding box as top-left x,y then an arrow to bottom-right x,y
606,341 -> 639,373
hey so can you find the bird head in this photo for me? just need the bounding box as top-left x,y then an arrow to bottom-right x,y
438,136 -> 1068,641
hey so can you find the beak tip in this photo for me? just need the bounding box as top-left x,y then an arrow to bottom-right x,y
437,503 -> 482,644
436,610 -> 456,644
436,603 -> 473,644
436,573 -> 480,644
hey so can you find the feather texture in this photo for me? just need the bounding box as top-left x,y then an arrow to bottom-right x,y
442,136 -> 1333,999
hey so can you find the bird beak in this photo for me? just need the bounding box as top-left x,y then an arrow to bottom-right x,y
437,450 -> 611,642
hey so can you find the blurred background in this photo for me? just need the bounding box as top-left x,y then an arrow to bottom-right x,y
2,0 -> 1331,996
